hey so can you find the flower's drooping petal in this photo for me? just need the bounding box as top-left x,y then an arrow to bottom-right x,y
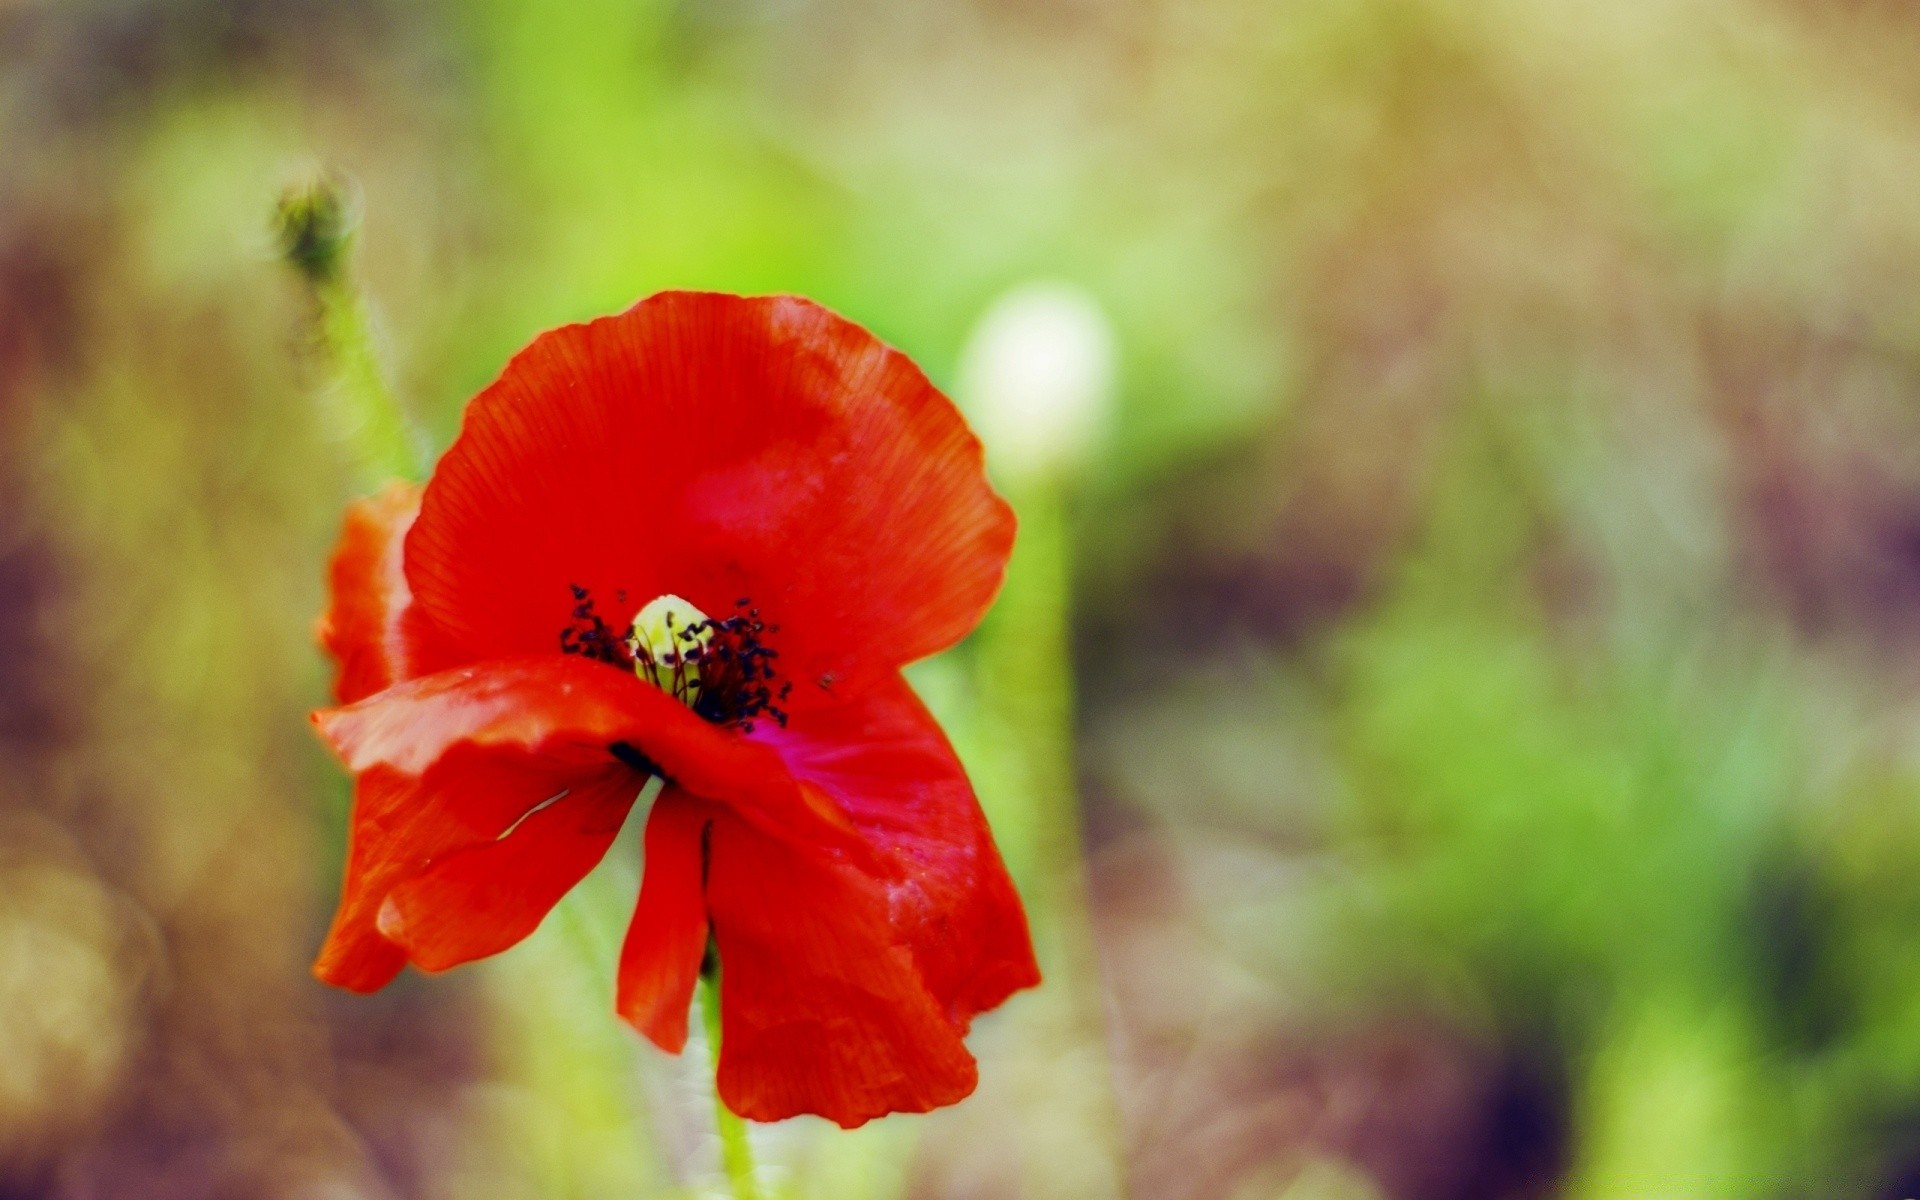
758,675 -> 1040,1027
314,769 -> 412,992
315,482 -> 458,704
617,787 -> 713,1053
404,291 -> 1016,708
314,749 -> 595,991
312,655 -> 858,856
686,677 -> 1036,1124
706,811 -> 979,1128
377,766 -> 641,972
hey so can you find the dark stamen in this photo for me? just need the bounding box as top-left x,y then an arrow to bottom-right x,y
559,583 -> 631,667
566,589 -> 791,733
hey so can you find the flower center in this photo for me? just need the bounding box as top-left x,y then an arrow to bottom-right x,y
560,586 -> 791,732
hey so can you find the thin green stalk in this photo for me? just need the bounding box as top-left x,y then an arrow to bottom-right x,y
313,275 -> 422,482
700,963 -> 763,1200
977,480 -> 1131,1200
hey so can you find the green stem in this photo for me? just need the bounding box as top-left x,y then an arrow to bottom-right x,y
977,481 -> 1131,1199
314,277 -> 424,484
699,963 -> 762,1200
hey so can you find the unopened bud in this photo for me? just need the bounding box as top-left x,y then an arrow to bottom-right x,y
274,173 -> 356,286
957,282 -> 1117,483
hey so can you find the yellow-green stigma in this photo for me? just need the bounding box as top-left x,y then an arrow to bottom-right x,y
628,593 -> 711,709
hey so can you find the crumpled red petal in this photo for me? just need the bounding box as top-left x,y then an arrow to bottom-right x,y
616,786 -> 713,1053
706,808 -> 980,1128
403,291 -> 1015,710
757,675 -> 1039,1028
315,482 -> 458,704
377,765 -> 641,972
314,748 -> 599,991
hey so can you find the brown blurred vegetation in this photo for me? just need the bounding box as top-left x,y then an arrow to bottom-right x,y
13,0 -> 1920,1197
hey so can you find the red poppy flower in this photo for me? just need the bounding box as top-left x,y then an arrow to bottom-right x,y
310,291 -> 1039,1127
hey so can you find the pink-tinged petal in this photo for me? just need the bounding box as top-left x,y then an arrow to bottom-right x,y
617,787 -> 713,1053
706,811 -> 979,1128
759,675 -> 1039,1027
404,292 -> 1015,711
377,766 -> 641,972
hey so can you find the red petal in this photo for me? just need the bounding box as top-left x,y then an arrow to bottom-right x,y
404,292 -> 1015,709
315,482 -> 458,704
313,655 -> 863,857
314,769 -> 411,991
377,766 -> 640,972
616,787 -> 712,1053
313,750 -> 595,991
705,810 -> 980,1128
759,676 -> 1040,1029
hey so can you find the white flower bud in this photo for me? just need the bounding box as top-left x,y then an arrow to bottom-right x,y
958,282 -> 1117,483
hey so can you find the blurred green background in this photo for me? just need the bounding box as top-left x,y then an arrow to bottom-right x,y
10,0 -> 1920,1196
